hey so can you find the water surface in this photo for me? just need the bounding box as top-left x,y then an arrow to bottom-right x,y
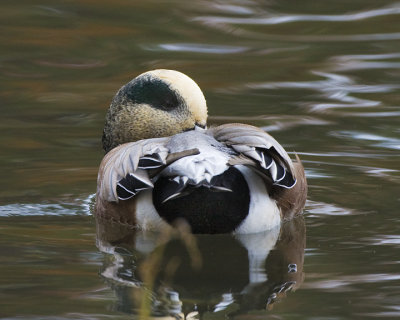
1,0 -> 400,319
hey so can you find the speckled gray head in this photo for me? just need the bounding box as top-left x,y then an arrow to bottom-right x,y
102,69 -> 208,153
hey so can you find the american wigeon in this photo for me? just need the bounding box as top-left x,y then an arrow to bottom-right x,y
95,69 -> 307,234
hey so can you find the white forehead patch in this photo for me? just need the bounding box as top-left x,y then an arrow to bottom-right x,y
140,69 -> 208,124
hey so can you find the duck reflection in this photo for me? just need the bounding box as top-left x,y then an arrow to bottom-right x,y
95,216 -> 305,318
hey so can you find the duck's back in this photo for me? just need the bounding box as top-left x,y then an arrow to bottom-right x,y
152,130 -> 252,233
95,125 -> 305,234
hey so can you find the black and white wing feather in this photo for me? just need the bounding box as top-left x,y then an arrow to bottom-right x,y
98,137 -> 170,202
210,124 -> 296,188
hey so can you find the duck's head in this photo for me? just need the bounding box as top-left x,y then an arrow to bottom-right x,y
102,69 -> 208,153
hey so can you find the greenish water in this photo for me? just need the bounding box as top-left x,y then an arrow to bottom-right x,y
1,0 -> 400,319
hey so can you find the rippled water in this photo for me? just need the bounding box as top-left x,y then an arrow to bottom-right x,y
1,0 -> 400,319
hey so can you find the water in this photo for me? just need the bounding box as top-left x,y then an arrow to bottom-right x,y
1,0 -> 400,318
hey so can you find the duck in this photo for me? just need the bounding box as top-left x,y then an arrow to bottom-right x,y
95,69 -> 307,234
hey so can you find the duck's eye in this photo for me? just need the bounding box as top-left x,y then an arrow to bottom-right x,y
124,76 -> 182,111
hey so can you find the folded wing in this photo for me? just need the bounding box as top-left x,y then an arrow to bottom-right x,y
210,123 -> 297,188
97,137 -> 170,202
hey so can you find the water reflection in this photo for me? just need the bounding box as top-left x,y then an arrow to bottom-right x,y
329,52 -> 400,71
331,131 -> 400,150
95,216 -> 306,318
1,0 -> 400,317
194,3 -> 400,24
245,71 -> 387,112
191,1 -> 400,42
0,194 -> 94,217
144,43 -> 248,54
306,200 -> 357,217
